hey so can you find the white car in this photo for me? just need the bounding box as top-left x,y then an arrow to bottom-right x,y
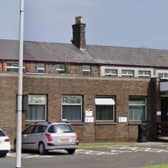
21,122 -> 79,155
0,129 -> 11,157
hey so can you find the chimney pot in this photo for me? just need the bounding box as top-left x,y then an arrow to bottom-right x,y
75,16 -> 82,24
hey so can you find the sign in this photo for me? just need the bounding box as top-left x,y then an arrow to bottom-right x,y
84,108 -> 94,123
85,109 -> 93,117
85,117 -> 94,123
118,117 -> 127,123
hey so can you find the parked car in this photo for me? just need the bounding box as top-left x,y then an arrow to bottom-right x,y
20,122 -> 79,155
0,129 -> 11,157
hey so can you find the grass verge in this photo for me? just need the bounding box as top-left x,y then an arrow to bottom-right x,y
141,164 -> 168,168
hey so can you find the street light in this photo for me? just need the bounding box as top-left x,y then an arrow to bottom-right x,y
16,0 -> 24,167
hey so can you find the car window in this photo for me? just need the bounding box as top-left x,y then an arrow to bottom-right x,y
57,124 -> 74,133
22,125 -> 35,134
48,124 -> 74,133
38,125 -> 47,133
33,125 -> 47,133
48,125 -> 56,133
0,130 -> 6,136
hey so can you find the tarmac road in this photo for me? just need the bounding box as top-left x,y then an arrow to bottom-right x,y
2,142 -> 168,168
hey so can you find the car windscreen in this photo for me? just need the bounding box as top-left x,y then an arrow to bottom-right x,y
0,130 -> 6,136
48,124 -> 74,133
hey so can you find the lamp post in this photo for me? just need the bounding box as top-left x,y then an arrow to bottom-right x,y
16,0 -> 24,167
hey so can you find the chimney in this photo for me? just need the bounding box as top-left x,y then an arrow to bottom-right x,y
72,16 -> 86,50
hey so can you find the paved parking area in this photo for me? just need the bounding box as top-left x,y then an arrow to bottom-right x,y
2,142 -> 168,168
77,146 -> 168,156
7,142 -> 168,158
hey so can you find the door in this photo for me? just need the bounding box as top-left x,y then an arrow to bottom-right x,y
161,97 -> 168,136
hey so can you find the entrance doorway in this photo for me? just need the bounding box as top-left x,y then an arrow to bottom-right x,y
161,97 -> 168,136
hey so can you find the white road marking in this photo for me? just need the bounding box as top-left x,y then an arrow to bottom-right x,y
7,146 -> 168,158
7,153 -> 54,159
77,149 -> 117,156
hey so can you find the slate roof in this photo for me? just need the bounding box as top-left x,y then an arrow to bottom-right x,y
1,39 -> 168,68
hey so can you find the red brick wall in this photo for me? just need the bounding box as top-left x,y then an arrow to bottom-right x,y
2,62 -> 7,71
24,63 -> 99,77
0,74 -> 159,142
0,62 -> 2,71
22,76 -> 156,141
0,74 -> 18,140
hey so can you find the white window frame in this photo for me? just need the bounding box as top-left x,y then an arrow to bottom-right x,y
81,65 -> 91,76
138,70 -> 151,78
121,69 -> 134,77
36,63 -> 45,73
128,96 -> 147,121
104,68 -> 118,76
100,66 -> 118,77
6,62 -> 19,72
61,95 -> 83,121
6,62 -> 25,72
156,69 -> 168,79
55,64 -> 65,73
26,95 -> 47,121
95,97 -> 115,121
100,66 -> 154,78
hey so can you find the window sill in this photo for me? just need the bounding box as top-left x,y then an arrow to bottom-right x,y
95,121 -> 117,125
128,121 -> 143,125
68,121 -> 84,126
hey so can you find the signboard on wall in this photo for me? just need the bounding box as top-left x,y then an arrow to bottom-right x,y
85,117 -> 94,123
85,109 -> 94,123
118,116 -> 127,123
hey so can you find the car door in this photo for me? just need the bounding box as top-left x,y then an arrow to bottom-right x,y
27,125 -> 41,150
22,125 -> 35,150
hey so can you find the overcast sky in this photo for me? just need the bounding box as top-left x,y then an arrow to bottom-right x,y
1,0 -> 168,49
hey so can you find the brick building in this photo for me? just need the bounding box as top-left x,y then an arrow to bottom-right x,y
0,16 -> 168,142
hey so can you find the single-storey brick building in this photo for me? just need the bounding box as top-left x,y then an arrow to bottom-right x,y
0,16 -> 168,142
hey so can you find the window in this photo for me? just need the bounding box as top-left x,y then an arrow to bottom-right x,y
62,95 -> 82,121
158,73 -> 168,79
6,62 -> 18,72
55,64 -> 65,73
104,68 -> 118,76
128,96 -> 147,121
0,130 -> 6,136
138,70 -> 151,78
100,66 -> 118,77
33,125 -> 47,133
26,95 -> 47,121
122,69 -> 134,77
36,63 -> 45,73
22,125 -> 34,134
48,124 -> 74,133
81,65 -> 91,76
95,97 -> 115,121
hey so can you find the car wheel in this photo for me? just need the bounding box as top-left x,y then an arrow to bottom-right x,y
0,153 -> 7,157
66,149 -> 76,154
38,142 -> 46,155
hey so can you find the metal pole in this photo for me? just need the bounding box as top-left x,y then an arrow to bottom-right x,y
16,0 -> 24,167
